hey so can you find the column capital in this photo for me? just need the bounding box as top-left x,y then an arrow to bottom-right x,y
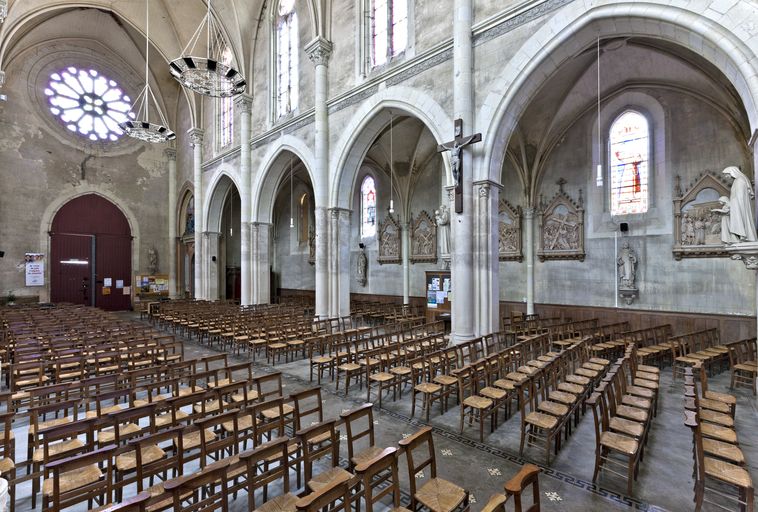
234,94 -> 254,114
523,207 -> 535,219
305,37 -> 333,67
0,70 -> 5,88
187,127 -> 205,146
473,179 -> 502,199
0,1 -> 6,24
164,147 -> 177,161
327,207 -> 351,219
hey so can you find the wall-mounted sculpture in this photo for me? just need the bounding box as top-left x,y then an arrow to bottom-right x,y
672,171 -> 732,259
377,211 -> 402,264
434,204 -> 451,260
308,226 -> 315,265
498,199 -> 522,261
147,247 -> 159,275
357,243 -> 368,286
537,179 -> 585,261
617,240 -> 639,305
410,210 -> 437,263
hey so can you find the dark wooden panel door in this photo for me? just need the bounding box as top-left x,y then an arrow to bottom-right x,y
96,234 -> 132,311
51,194 -> 132,311
50,233 -> 92,305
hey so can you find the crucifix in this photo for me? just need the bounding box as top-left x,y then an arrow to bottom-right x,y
437,119 -> 481,213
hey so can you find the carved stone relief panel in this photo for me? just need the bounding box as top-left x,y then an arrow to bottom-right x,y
537,179 -> 585,262
672,172 -> 731,260
377,212 -> 402,264
498,199 -> 522,262
410,210 -> 437,263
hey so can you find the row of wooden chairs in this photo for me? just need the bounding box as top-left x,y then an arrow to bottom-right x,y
683,366 -> 754,511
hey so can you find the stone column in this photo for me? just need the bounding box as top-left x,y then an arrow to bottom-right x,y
402,220 -> 410,304
165,147 -> 178,298
328,208 -> 351,317
251,222 -> 271,304
450,0 -> 475,343
524,207 -> 535,314
189,128 -> 205,299
236,94 -> 253,306
473,180 -> 501,335
305,37 -> 333,318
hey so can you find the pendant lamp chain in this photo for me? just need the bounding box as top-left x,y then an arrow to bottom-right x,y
290,156 -> 295,229
389,113 -> 395,214
119,0 -> 176,143
596,36 -> 602,186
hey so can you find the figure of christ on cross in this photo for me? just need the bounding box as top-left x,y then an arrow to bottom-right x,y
437,118 -> 482,213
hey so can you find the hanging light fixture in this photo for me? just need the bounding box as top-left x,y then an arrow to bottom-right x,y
169,0 -> 246,97
596,36 -> 602,186
229,189 -> 234,237
119,0 -> 176,143
389,112 -> 395,214
289,156 -> 295,229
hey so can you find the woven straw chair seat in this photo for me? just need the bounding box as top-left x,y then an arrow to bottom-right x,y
42,463 -> 101,496
415,478 -> 467,512
600,432 -> 638,455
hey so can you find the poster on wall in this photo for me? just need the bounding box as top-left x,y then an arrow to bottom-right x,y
24,253 -> 44,286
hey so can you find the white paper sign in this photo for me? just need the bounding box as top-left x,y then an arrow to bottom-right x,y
104,278 -> 112,287
24,254 -> 44,287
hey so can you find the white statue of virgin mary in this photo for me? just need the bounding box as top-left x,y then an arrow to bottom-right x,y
722,166 -> 757,242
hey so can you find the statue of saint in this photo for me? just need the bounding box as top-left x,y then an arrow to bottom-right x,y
617,241 -> 637,288
722,166 -> 757,242
435,205 -> 451,257
357,245 -> 368,287
712,196 -> 739,244
147,247 -> 159,275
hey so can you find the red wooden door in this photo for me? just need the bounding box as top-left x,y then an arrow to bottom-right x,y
50,233 -> 92,305
50,194 -> 132,311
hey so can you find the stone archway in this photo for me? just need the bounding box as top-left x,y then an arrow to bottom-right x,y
205,173 -> 241,300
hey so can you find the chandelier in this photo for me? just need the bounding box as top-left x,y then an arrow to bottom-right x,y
119,0 -> 176,143
169,0 -> 246,97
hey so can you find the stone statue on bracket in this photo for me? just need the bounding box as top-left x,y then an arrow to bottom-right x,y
357,243 -> 368,287
435,204 -> 451,261
147,247 -> 159,275
720,166 -> 757,243
617,240 -> 638,305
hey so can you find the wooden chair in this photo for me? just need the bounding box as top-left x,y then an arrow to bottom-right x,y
587,387 -> 641,495
294,471 -> 352,512
456,365 -> 496,442
398,426 -> 469,512
240,436 -> 297,512
254,372 -> 295,420
96,492 -> 151,512
728,340 -> 757,395
353,446 -> 410,512
518,375 -> 565,465
410,357 -> 443,422
42,444 -> 117,512
685,409 -> 754,512
296,419 -> 355,493
0,412 -> 16,512
340,403 -> 386,470
163,463 -> 230,511
481,464 -> 541,512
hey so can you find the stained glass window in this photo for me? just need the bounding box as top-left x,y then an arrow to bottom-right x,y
276,0 -> 298,117
371,0 -> 407,67
217,48 -> 234,149
609,110 -> 649,215
45,67 -> 134,142
361,176 -> 377,238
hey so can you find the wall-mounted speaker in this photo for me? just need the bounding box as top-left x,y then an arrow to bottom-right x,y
620,222 -> 629,233
0,251 -> 4,258
211,256 -> 217,263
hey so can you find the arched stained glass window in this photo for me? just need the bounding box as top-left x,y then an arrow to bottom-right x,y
609,110 -> 649,215
45,67 -> 134,142
370,0 -> 408,67
361,176 -> 377,238
216,47 -> 234,150
276,0 -> 298,117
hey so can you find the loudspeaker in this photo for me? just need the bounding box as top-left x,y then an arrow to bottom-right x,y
0,251 -> 4,258
211,256 -> 217,262
620,222 -> 629,233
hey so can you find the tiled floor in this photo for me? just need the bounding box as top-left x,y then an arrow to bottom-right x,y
9,313 -> 758,511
